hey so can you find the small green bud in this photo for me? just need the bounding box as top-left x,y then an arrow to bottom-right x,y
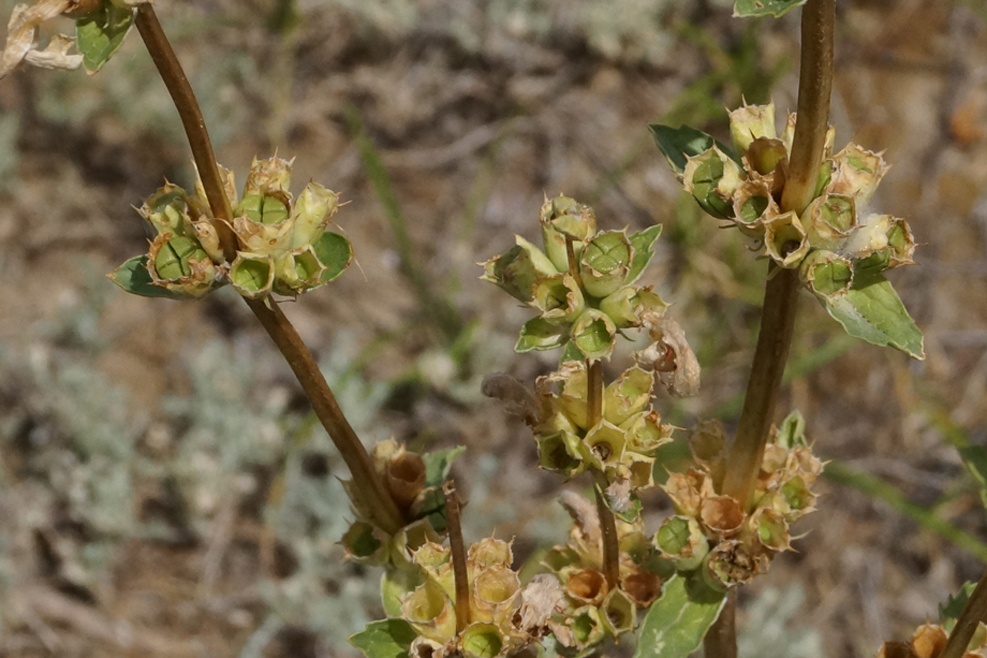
569,605 -> 606,649
745,137 -> 789,176
750,508 -> 791,553
601,589 -> 636,636
540,194 -> 597,241
230,252 -> 275,299
141,184 -> 190,236
683,148 -> 742,220
532,273 -> 585,324
413,542 -> 451,571
154,235 -> 200,280
571,309 -> 617,360
621,411 -> 672,455
729,102 -> 777,153
780,475 -> 816,520
290,182 -> 339,249
763,211 -> 810,268
799,249 -> 853,298
145,233 -> 222,298
732,180 -> 777,238
272,247 -> 327,296
460,624 -> 504,658
481,235 -> 559,303
847,215 -> 915,276
654,516 -> 709,571
579,231 -> 633,298
599,286 -> 668,329
515,317 -> 566,353
803,193 -> 857,250
829,143 -> 890,204
602,367 -> 653,426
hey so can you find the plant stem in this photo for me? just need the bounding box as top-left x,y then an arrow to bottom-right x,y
133,5 -> 236,261
135,5 -> 404,535
444,481 -> 471,634
780,0 -> 836,217
709,2 -> 835,657
592,470 -> 621,590
246,299 -> 405,534
942,570 -> 987,658
586,359 -> 619,589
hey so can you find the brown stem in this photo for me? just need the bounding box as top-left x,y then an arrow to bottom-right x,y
136,7 -> 404,535
586,360 -> 619,589
703,590 -> 737,658
942,571 -> 987,658
247,299 -> 405,534
134,5 -> 236,260
565,236 -> 584,290
586,359 -> 603,428
592,470 -> 621,590
710,3 -> 834,657
443,481 -> 470,634
780,0 -> 836,217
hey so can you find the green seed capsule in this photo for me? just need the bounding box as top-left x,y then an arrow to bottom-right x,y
236,193 -> 290,225
154,236 -> 201,280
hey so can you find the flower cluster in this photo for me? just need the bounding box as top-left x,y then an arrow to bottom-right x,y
481,195 -> 667,361
654,415 -> 821,590
675,101 -> 915,301
528,361 -> 674,490
539,492 -> 664,650
341,440 -> 461,569
399,538 -> 568,658
110,157 -> 352,301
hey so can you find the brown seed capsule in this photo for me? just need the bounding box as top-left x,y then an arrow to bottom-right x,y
910,624 -> 947,658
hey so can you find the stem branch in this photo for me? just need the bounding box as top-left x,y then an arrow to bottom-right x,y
942,571 -> 987,658
136,5 -> 404,535
134,5 -> 236,259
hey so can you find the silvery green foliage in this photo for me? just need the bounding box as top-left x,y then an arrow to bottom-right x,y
163,340 -> 288,526
258,333 -> 397,647
0,341 -> 144,594
737,586 -> 824,658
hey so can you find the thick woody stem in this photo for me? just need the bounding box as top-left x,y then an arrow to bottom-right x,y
444,481 -> 471,634
708,2 -> 834,657
136,5 -> 404,535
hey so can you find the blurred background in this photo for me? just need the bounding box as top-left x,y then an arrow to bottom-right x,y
0,0 -> 985,656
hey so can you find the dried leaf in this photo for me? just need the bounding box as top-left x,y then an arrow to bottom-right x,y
0,0 -> 74,78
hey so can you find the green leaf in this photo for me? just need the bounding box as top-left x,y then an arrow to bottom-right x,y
821,275 -> 925,360
634,575 -> 727,658
313,231 -> 353,282
959,445 -> 987,515
625,224 -> 663,285
516,317 -> 566,353
75,3 -> 135,74
349,619 -> 417,658
422,445 -> 466,488
734,0 -> 808,18
108,256 -> 188,300
648,124 -> 738,176
940,582 -> 979,632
